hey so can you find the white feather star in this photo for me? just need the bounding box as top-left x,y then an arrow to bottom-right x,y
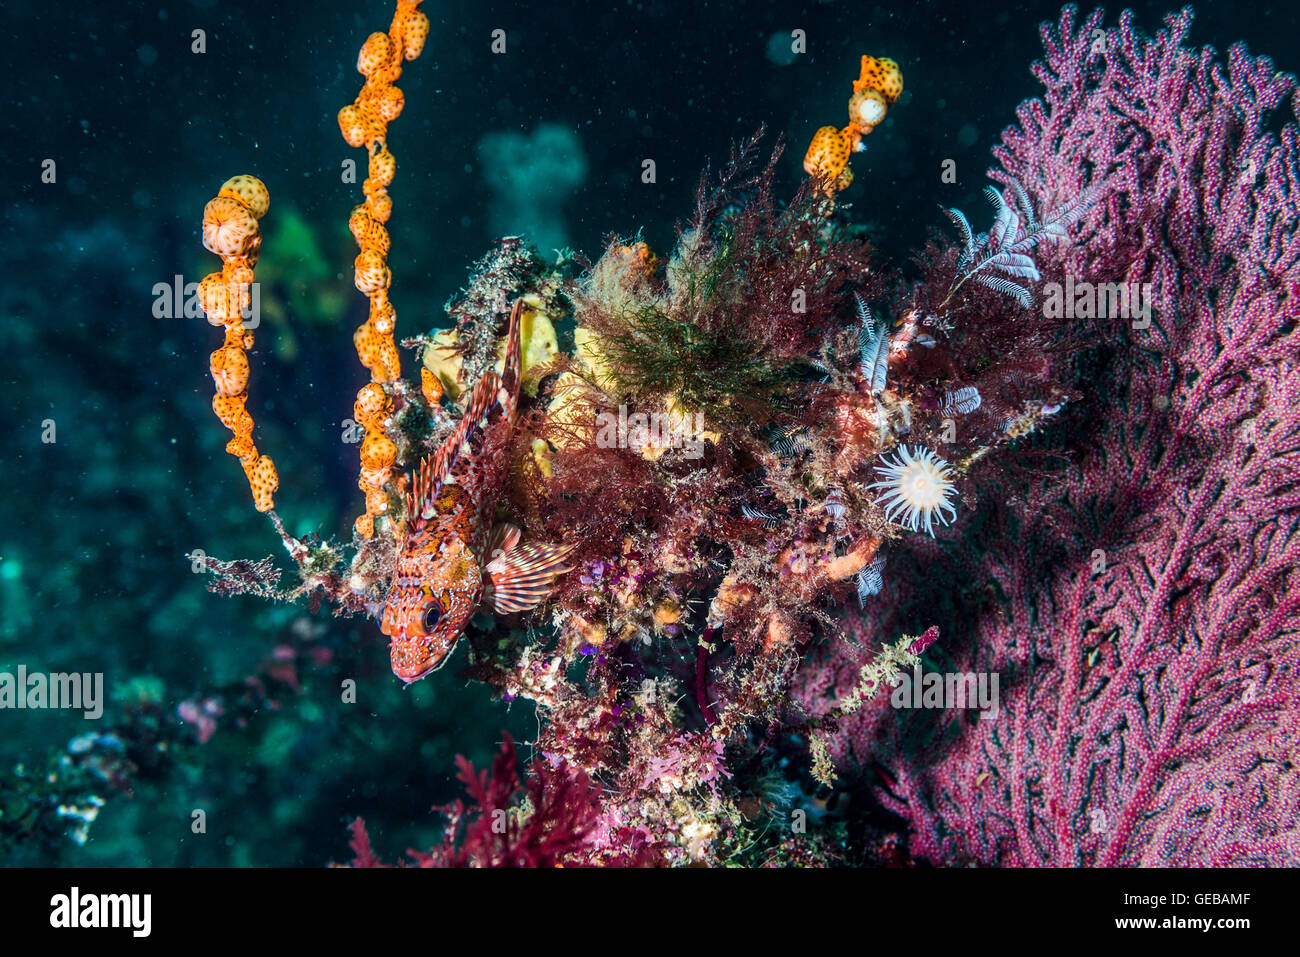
867,445 -> 957,536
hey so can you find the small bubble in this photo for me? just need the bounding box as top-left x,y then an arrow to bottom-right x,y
136,44 -> 158,67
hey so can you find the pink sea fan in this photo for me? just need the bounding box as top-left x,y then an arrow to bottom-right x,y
814,5 -> 1300,866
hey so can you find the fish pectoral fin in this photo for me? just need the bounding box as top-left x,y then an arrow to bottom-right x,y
485,540 -> 576,614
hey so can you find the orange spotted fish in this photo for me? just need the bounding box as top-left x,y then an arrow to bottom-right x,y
381,299 -> 574,682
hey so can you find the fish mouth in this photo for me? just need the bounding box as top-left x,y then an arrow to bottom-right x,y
394,662 -> 435,685
389,630 -> 455,684
390,640 -> 447,684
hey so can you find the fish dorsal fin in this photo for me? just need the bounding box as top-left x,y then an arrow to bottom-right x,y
484,537 -> 576,614
409,368 -> 502,522
407,299 -> 526,527
501,297 -> 524,400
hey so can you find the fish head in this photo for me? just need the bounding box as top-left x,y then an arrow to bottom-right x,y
381,536 -> 483,683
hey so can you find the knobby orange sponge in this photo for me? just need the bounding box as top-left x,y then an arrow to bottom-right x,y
803,55 -> 904,197
339,0 -> 429,537
198,174 -> 279,512
804,126 -> 856,193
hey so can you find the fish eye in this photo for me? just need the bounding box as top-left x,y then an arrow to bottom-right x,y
422,603 -> 442,633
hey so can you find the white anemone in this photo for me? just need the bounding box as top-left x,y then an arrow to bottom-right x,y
867,445 -> 957,536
